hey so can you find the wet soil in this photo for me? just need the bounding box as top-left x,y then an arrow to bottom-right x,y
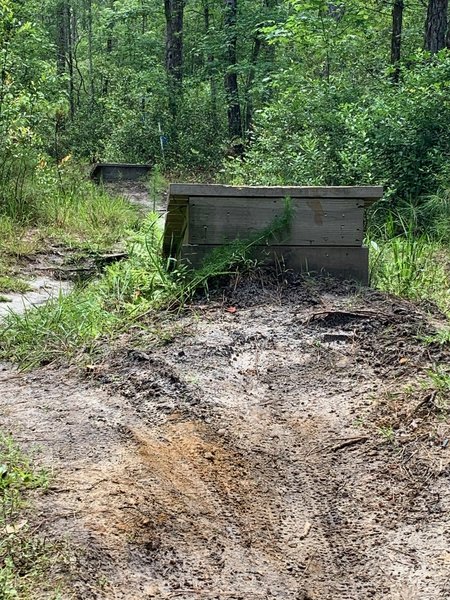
104,181 -> 167,214
1,274 -> 449,599
0,180 -> 165,320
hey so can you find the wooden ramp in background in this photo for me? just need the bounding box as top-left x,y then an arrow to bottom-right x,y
163,184 -> 383,283
90,163 -> 152,182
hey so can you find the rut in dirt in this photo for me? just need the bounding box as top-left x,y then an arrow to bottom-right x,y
1,274 -> 449,600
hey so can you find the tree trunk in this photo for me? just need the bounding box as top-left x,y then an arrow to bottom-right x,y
165,0 -> 184,121
86,0 -> 95,104
203,1 -> 218,129
390,0 -> 404,83
56,0 -> 67,76
244,35 -> 261,134
224,0 -> 243,154
102,3 -> 114,97
67,3 -> 75,119
424,0 -> 448,53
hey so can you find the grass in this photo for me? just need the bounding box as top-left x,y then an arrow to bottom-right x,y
0,276 -> 32,294
368,213 -> 450,317
0,159 -> 139,283
0,200 -> 293,369
0,433 -> 62,599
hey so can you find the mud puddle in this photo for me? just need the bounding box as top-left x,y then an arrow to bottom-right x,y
0,275 -> 72,318
1,274 -> 449,599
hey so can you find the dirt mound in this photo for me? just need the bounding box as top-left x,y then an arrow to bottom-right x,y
1,274 -> 449,599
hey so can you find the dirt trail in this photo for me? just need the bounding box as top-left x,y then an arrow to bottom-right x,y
1,276 -> 449,599
0,180 -> 163,320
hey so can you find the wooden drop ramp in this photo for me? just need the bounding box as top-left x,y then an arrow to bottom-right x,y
163,184 -> 383,283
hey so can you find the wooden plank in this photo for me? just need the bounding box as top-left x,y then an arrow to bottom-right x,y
180,245 -> 370,284
169,183 -> 383,201
90,163 -> 151,182
188,197 -> 364,246
162,196 -> 189,257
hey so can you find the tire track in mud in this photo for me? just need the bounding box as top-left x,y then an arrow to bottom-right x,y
1,280 -> 449,599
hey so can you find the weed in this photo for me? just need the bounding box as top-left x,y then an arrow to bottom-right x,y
426,367 -> 450,410
174,197 -> 293,304
378,425 -> 395,443
0,433 -> 59,599
0,276 -> 32,294
423,327 -> 450,346
368,213 -> 450,316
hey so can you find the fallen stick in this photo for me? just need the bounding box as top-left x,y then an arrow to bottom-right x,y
331,436 -> 369,452
299,308 -> 391,325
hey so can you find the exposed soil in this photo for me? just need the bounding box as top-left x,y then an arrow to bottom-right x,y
0,180 -> 166,320
1,274 -> 449,599
105,181 -> 167,214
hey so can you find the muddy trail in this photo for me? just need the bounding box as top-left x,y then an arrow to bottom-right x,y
0,180 -> 165,320
1,273 -> 450,599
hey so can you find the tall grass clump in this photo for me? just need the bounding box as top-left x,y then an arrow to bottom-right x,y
369,212 -> 450,316
0,155 -> 139,264
0,214 -> 174,368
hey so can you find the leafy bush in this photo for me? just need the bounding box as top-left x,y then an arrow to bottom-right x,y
226,55 -> 450,213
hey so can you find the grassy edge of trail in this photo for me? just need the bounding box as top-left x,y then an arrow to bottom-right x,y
0,161 -> 140,290
0,185 -> 449,370
0,200 -> 294,370
0,433 -> 68,599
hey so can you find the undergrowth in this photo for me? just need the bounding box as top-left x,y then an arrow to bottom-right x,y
368,212 -> 450,317
0,200 -> 293,369
0,434 -> 61,599
0,160 -> 139,281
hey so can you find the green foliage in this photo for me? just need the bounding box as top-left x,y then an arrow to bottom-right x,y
0,158 -> 139,283
226,56 -> 450,206
0,214 -> 177,368
368,215 -> 450,315
0,433 -> 51,600
0,276 -> 31,294
0,201 -> 293,368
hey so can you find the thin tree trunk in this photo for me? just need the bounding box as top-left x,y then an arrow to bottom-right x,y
224,0 -> 242,154
102,5 -> 113,97
244,35 -> 261,134
203,1 -> 218,129
391,0 -> 404,82
56,0 -> 67,76
86,0 -> 95,104
424,0 -> 448,53
164,0 -> 184,122
66,2 -> 75,118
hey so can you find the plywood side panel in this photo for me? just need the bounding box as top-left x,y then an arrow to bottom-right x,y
188,197 -> 364,246
181,245 -> 370,284
162,196 -> 189,257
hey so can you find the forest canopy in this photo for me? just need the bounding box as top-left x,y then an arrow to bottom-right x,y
0,0 -> 449,207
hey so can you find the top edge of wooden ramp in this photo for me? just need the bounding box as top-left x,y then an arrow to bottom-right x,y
168,184 -> 384,200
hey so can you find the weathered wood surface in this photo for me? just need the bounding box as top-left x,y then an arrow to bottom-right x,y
90,163 -> 152,182
188,197 -> 364,246
162,196 -> 189,257
181,245 -> 370,284
163,183 -> 383,283
169,183 -> 383,202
